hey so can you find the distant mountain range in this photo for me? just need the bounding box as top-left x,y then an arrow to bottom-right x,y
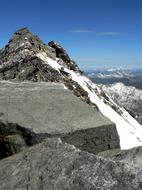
86,67 -> 142,89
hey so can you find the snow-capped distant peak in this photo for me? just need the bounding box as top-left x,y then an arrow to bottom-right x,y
104,82 -> 142,99
88,68 -> 133,79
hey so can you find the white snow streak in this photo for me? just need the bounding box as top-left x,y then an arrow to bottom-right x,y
37,52 -> 61,72
37,52 -> 142,149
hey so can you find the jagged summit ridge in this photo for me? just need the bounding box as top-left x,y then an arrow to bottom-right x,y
0,27 -> 55,59
0,27 -> 80,73
48,40 -> 80,71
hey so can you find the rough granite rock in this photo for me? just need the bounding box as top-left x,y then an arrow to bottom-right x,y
0,138 -> 142,190
99,146 -> 142,167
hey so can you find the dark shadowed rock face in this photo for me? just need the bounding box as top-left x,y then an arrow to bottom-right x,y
0,120 -> 51,160
0,122 -> 26,159
48,41 -> 80,72
0,139 -> 142,190
48,41 -> 71,62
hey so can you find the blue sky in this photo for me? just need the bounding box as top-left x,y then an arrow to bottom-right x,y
0,0 -> 142,69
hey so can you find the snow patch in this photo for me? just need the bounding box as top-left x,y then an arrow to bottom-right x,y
37,52 -> 61,72
63,84 -> 68,90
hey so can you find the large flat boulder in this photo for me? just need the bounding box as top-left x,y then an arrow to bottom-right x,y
0,81 -> 119,154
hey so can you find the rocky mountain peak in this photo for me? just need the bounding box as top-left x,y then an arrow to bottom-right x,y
0,28 -> 81,81
9,27 -> 45,49
0,27 -> 55,61
11,27 -> 31,39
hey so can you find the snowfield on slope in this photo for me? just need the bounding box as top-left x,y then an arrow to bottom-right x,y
37,52 -> 142,149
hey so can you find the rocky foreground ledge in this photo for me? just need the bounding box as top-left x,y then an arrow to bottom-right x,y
1,138 -> 142,190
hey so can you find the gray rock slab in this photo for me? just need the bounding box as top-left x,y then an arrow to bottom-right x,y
0,81 -> 120,153
0,81 -> 112,133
